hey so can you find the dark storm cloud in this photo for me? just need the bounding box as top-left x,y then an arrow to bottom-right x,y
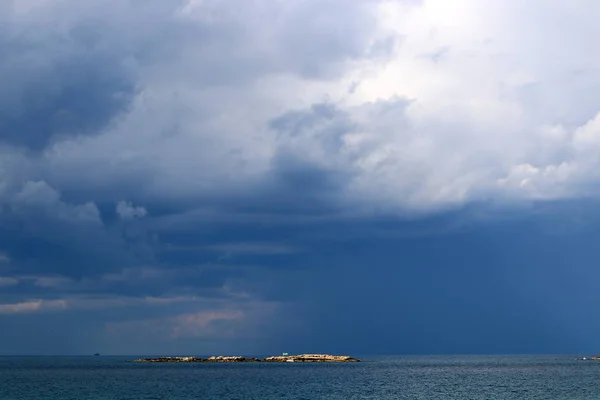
0,49 -> 135,150
0,181 -> 152,280
0,11 -> 137,150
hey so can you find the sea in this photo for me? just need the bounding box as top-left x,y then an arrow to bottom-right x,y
0,355 -> 599,399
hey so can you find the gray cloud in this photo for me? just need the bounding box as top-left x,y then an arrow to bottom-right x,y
3,0 -> 600,213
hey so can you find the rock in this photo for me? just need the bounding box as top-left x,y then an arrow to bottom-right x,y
263,354 -> 359,363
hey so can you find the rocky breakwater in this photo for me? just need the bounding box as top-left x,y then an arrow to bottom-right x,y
134,354 -> 359,363
134,356 -> 260,363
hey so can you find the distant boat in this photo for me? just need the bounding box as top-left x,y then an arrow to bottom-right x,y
93,353 -> 100,356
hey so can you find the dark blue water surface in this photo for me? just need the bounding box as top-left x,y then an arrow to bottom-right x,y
0,355 -> 599,399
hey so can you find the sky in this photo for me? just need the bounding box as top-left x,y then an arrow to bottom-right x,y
1,0 -> 600,356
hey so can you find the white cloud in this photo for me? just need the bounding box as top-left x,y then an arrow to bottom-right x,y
116,201 -> 147,220
0,299 -> 68,314
268,0 -> 600,211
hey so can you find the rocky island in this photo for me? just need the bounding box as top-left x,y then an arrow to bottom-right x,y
134,354 -> 359,363
263,354 -> 359,362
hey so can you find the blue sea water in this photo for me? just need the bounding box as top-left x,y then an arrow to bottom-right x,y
0,355 -> 599,399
